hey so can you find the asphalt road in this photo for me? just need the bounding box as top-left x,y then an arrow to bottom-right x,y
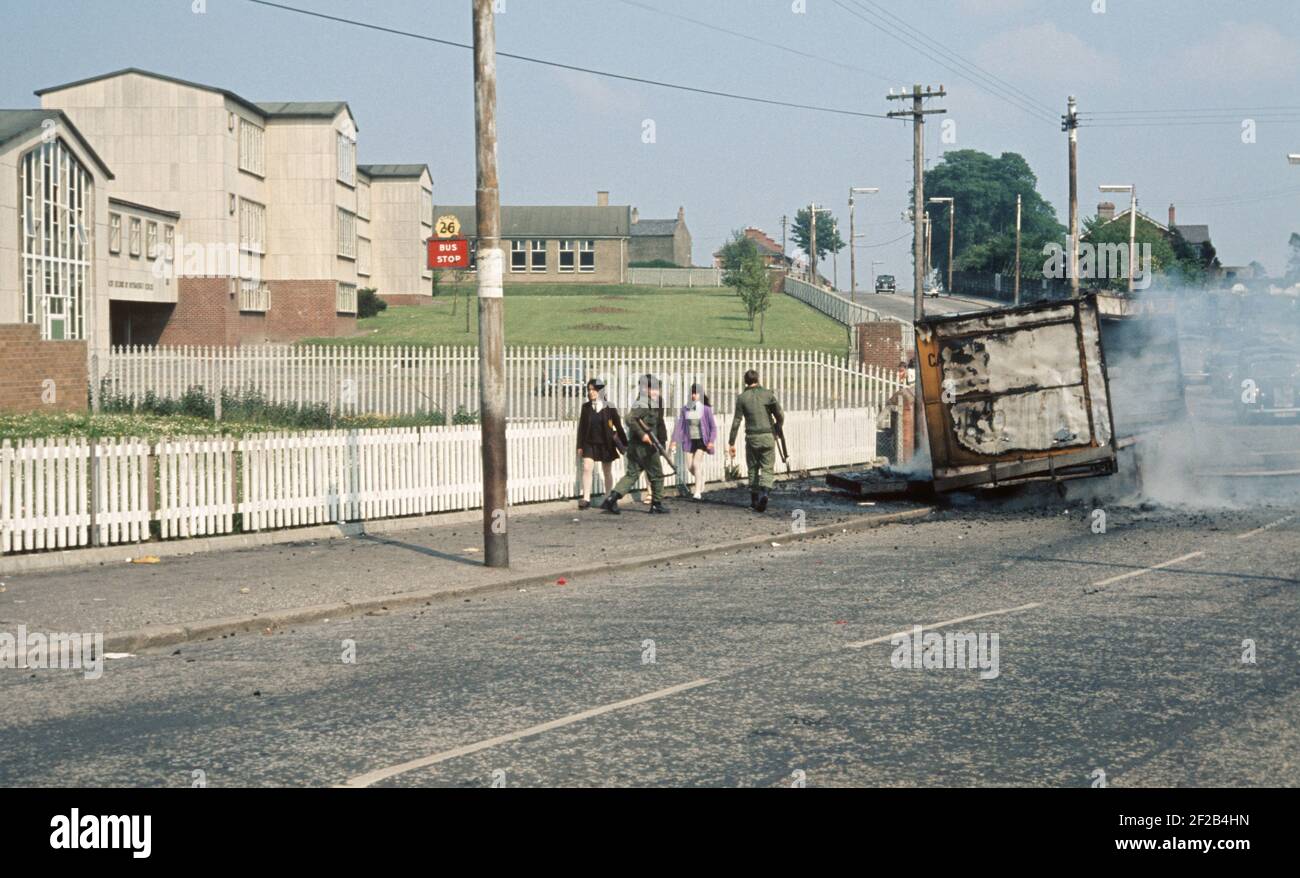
3,489 -> 1296,787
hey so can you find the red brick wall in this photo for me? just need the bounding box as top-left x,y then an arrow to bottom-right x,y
154,278 -> 355,346
857,321 -> 907,373
266,280 -> 356,341
0,324 -> 87,413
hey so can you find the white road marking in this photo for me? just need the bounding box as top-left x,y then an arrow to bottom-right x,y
844,602 -> 1042,650
1236,515 -> 1295,541
341,677 -> 716,787
1088,551 -> 1204,588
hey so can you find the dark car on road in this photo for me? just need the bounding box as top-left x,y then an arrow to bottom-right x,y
874,274 -> 896,294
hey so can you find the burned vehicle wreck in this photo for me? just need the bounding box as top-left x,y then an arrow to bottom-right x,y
915,296 -> 1119,492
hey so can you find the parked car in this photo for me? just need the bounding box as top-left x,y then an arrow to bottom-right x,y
874,274 -> 896,294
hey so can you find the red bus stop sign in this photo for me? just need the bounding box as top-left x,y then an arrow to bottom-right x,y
428,237 -> 470,269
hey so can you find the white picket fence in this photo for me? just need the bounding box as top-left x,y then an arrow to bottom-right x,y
0,409 -> 876,556
627,267 -> 723,287
101,344 -> 906,421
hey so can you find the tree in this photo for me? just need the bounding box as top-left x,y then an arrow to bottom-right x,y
791,207 -> 844,264
718,230 -> 760,294
1080,213 -> 1178,290
719,231 -> 772,339
922,150 -> 1065,284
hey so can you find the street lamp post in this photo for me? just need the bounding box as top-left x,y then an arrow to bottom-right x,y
849,186 -> 879,303
928,196 -> 954,295
1100,184 -> 1136,294
870,259 -> 884,293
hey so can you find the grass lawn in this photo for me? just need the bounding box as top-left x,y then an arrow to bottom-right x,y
308,285 -> 853,355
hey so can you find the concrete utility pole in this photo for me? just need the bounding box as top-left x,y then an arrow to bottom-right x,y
887,84 -> 946,322
473,0 -> 507,568
780,214 -> 788,270
1014,193 -> 1022,305
807,202 -> 817,284
1063,96 -> 1080,298
849,186 -> 879,303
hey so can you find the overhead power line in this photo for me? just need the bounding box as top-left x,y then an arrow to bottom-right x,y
243,0 -> 901,121
851,0 -> 1056,117
829,0 -> 1057,125
610,0 -> 895,83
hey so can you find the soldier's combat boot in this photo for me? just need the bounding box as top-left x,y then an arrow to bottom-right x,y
649,500 -> 670,514
755,490 -> 770,513
750,491 -> 759,509
600,492 -> 621,514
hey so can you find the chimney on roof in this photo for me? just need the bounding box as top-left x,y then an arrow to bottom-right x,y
631,206 -> 639,224
596,190 -> 609,207
1098,201 -> 1116,221
677,206 -> 685,222
1168,203 -> 1176,228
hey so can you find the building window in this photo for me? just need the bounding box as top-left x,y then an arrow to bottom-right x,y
129,217 -> 142,258
336,282 -> 358,314
357,182 -> 370,219
337,208 -> 357,258
239,118 -> 265,176
579,239 -> 595,272
19,137 -> 93,340
358,237 -> 372,277
337,131 -> 356,186
238,279 -> 270,312
164,225 -> 175,262
239,198 -> 266,254
420,188 -> 433,226
530,239 -> 547,272
558,240 -> 575,272
109,213 -> 122,254
146,221 -> 159,260
510,240 -> 526,272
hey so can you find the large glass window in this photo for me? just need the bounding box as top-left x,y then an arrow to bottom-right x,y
239,118 -> 265,176
239,198 -> 266,253
109,213 -> 121,254
146,221 -> 159,260
579,239 -> 595,272
558,240 -> 575,272
358,237 -> 371,277
19,137 -> 93,340
129,217 -> 142,257
530,239 -> 547,272
337,208 -> 357,258
337,132 -> 356,186
510,240 -> 526,272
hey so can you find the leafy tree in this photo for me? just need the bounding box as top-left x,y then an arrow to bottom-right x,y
718,230 -> 761,293
1080,213 -> 1178,290
791,207 -> 844,264
736,252 -> 773,343
922,150 -> 1065,285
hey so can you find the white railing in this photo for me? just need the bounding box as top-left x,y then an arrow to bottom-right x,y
101,345 -> 907,421
784,275 -> 915,352
0,409 -> 877,556
627,267 -> 723,287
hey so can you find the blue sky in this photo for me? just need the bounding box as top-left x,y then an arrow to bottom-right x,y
6,0 -> 1300,277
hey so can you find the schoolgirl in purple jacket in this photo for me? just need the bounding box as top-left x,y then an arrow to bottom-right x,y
669,383 -> 717,500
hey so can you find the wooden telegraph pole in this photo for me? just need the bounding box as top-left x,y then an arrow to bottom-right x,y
887,84 -> 945,464
1063,95 -> 1080,298
473,0 -> 508,567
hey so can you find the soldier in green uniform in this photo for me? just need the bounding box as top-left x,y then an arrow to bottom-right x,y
728,369 -> 784,512
601,374 -> 671,515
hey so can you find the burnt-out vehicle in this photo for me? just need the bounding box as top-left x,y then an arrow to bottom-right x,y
1232,346 -> 1300,423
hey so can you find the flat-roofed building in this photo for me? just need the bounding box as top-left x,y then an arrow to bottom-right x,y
34,68 -> 415,345
360,164 -> 433,304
